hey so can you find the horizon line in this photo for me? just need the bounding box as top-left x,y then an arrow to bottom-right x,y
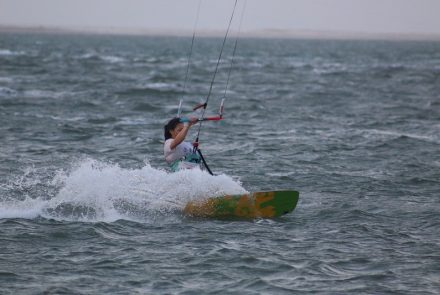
1,24 -> 440,42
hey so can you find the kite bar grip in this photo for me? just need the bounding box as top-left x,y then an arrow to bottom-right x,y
203,116 -> 222,121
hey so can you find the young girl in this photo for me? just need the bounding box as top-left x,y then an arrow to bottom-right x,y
163,117 -> 201,172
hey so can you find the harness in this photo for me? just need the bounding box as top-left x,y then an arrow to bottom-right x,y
169,151 -> 201,172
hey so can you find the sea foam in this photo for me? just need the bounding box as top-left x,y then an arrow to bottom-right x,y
0,158 -> 247,222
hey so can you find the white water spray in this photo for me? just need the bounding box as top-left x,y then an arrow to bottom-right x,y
0,158 -> 247,222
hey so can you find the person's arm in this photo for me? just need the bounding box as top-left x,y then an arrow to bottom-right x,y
170,118 -> 198,150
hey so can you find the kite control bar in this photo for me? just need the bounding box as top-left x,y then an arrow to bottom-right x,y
177,99 -> 225,123
179,116 -> 222,123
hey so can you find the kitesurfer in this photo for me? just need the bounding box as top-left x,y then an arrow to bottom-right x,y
163,117 -> 201,172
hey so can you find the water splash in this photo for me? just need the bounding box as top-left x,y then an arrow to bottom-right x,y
0,158 -> 247,222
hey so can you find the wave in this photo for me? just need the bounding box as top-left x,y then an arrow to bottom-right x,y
76,52 -> 125,63
0,49 -> 26,56
100,55 -> 125,63
117,82 -> 183,96
0,77 -> 14,83
0,158 -> 247,222
0,86 -> 17,97
363,129 -> 440,145
22,89 -> 65,99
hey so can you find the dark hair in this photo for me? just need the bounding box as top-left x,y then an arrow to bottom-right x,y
164,118 -> 181,140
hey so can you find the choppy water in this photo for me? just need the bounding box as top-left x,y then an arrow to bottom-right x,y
1,32 -> 439,294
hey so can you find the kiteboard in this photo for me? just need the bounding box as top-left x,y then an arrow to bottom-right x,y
183,190 -> 299,219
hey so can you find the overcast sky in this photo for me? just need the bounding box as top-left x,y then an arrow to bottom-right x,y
1,0 -> 440,35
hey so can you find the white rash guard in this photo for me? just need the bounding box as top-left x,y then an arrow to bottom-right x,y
164,139 -> 200,171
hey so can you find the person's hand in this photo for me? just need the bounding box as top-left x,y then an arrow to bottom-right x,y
188,117 -> 198,126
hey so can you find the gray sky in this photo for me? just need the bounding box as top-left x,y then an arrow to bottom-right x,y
1,0 -> 440,35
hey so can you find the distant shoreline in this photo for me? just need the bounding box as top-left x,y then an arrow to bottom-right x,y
1,25 -> 440,42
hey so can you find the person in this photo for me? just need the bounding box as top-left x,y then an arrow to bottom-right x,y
163,117 -> 202,172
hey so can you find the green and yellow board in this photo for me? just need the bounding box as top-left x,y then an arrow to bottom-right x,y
183,190 -> 299,219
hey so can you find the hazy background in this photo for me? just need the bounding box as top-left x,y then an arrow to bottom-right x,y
1,0 -> 440,37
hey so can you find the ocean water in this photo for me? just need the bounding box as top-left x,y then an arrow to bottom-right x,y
0,32 -> 439,294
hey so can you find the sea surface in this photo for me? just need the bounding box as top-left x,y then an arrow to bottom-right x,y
0,32 -> 439,294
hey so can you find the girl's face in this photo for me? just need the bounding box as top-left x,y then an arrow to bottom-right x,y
170,123 -> 184,138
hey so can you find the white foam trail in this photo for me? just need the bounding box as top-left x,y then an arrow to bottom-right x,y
0,158 -> 247,222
